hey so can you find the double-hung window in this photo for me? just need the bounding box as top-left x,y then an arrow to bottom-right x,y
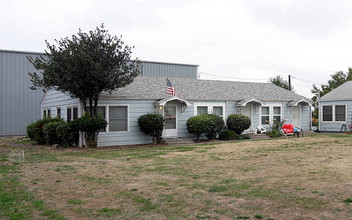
213,106 -> 224,118
335,105 -> 346,121
322,105 -> 346,122
197,106 -> 208,115
109,106 -> 128,132
67,107 -> 78,122
261,107 -> 270,125
273,106 -> 281,122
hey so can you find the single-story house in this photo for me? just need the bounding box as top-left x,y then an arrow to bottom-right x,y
42,73 -> 312,147
318,81 -> 352,132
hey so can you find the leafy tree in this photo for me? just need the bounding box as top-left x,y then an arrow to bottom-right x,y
269,75 -> 293,91
28,24 -> 140,117
311,69 -> 352,119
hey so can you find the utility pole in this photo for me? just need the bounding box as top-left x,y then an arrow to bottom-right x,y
288,75 -> 291,91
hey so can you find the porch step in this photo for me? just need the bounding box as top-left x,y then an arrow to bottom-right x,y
165,138 -> 195,145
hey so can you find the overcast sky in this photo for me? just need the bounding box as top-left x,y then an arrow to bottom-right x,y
2,0 -> 352,98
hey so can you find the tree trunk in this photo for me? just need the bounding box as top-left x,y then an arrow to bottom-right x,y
89,97 -> 93,117
93,95 -> 99,116
85,131 -> 98,148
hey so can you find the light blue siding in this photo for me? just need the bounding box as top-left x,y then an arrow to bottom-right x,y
226,101 -> 238,117
97,99 -> 156,146
41,90 -> 80,120
0,50 -> 44,135
300,105 -> 311,131
319,100 -> 352,132
283,102 -> 293,124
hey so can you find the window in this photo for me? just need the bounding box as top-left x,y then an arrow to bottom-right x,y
273,106 -> 281,122
197,106 -> 208,115
97,106 -> 107,132
261,107 -> 270,124
322,106 -> 333,122
57,107 -> 61,118
109,106 -> 128,132
213,106 -> 224,118
43,109 -> 50,118
67,107 -> 78,122
335,105 -> 346,121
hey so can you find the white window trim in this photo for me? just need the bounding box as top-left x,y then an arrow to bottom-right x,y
321,104 -> 347,123
66,105 -> 79,122
193,103 -> 226,118
97,104 -> 130,133
260,105 -> 282,126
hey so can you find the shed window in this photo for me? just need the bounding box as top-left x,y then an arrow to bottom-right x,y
43,109 -> 50,118
261,107 -> 270,124
97,106 -> 107,132
67,107 -> 78,122
335,105 -> 346,121
322,106 -> 333,122
197,106 -> 208,115
57,108 -> 61,118
109,106 -> 128,132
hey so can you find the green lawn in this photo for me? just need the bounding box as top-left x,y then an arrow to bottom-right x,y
1,134 -> 352,219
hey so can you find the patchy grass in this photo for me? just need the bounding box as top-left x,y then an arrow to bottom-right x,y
1,135 -> 352,219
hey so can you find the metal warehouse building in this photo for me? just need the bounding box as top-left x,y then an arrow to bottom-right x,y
0,49 -> 198,135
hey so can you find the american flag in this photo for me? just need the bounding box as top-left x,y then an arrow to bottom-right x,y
166,78 -> 179,98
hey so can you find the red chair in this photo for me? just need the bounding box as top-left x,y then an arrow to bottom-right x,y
282,123 -> 294,137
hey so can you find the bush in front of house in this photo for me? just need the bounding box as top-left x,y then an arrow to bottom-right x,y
138,113 -> 164,144
56,121 -> 79,147
226,114 -> 251,135
75,114 -> 107,148
265,120 -> 284,138
186,114 -> 215,141
43,121 -> 64,145
206,114 -> 225,140
219,130 -> 237,140
27,117 -> 64,144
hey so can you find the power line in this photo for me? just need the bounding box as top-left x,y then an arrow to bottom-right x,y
199,71 -> 268,81
291,76 -> 324,85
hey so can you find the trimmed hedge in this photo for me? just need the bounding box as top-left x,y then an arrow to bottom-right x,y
219,130 -> 237,140
56,122 -> 79,147
186,114 -> 224,141
226,114 -> 251,135
26,117 -> 63,144
138,113 -> 164,144
43,121 -> 64,145
206,114 -> 225,140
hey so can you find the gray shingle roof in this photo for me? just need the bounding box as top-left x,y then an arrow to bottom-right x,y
319,81 -> 352,101
101,77 -> 310,103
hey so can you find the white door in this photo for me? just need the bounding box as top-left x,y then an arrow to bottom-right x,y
164,105 -> 178,137
292,106 -> 301,128
241,106 -> 252,132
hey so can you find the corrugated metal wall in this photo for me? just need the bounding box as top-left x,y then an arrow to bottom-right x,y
140,61 -> 198,79
0,50 -> 44,135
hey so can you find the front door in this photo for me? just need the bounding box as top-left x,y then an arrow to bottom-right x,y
242,106 -> 252,132
292,106 -> 301,128
164,105 -> 177,137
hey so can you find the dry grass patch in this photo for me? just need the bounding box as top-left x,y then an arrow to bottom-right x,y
2,134 -> 352,219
